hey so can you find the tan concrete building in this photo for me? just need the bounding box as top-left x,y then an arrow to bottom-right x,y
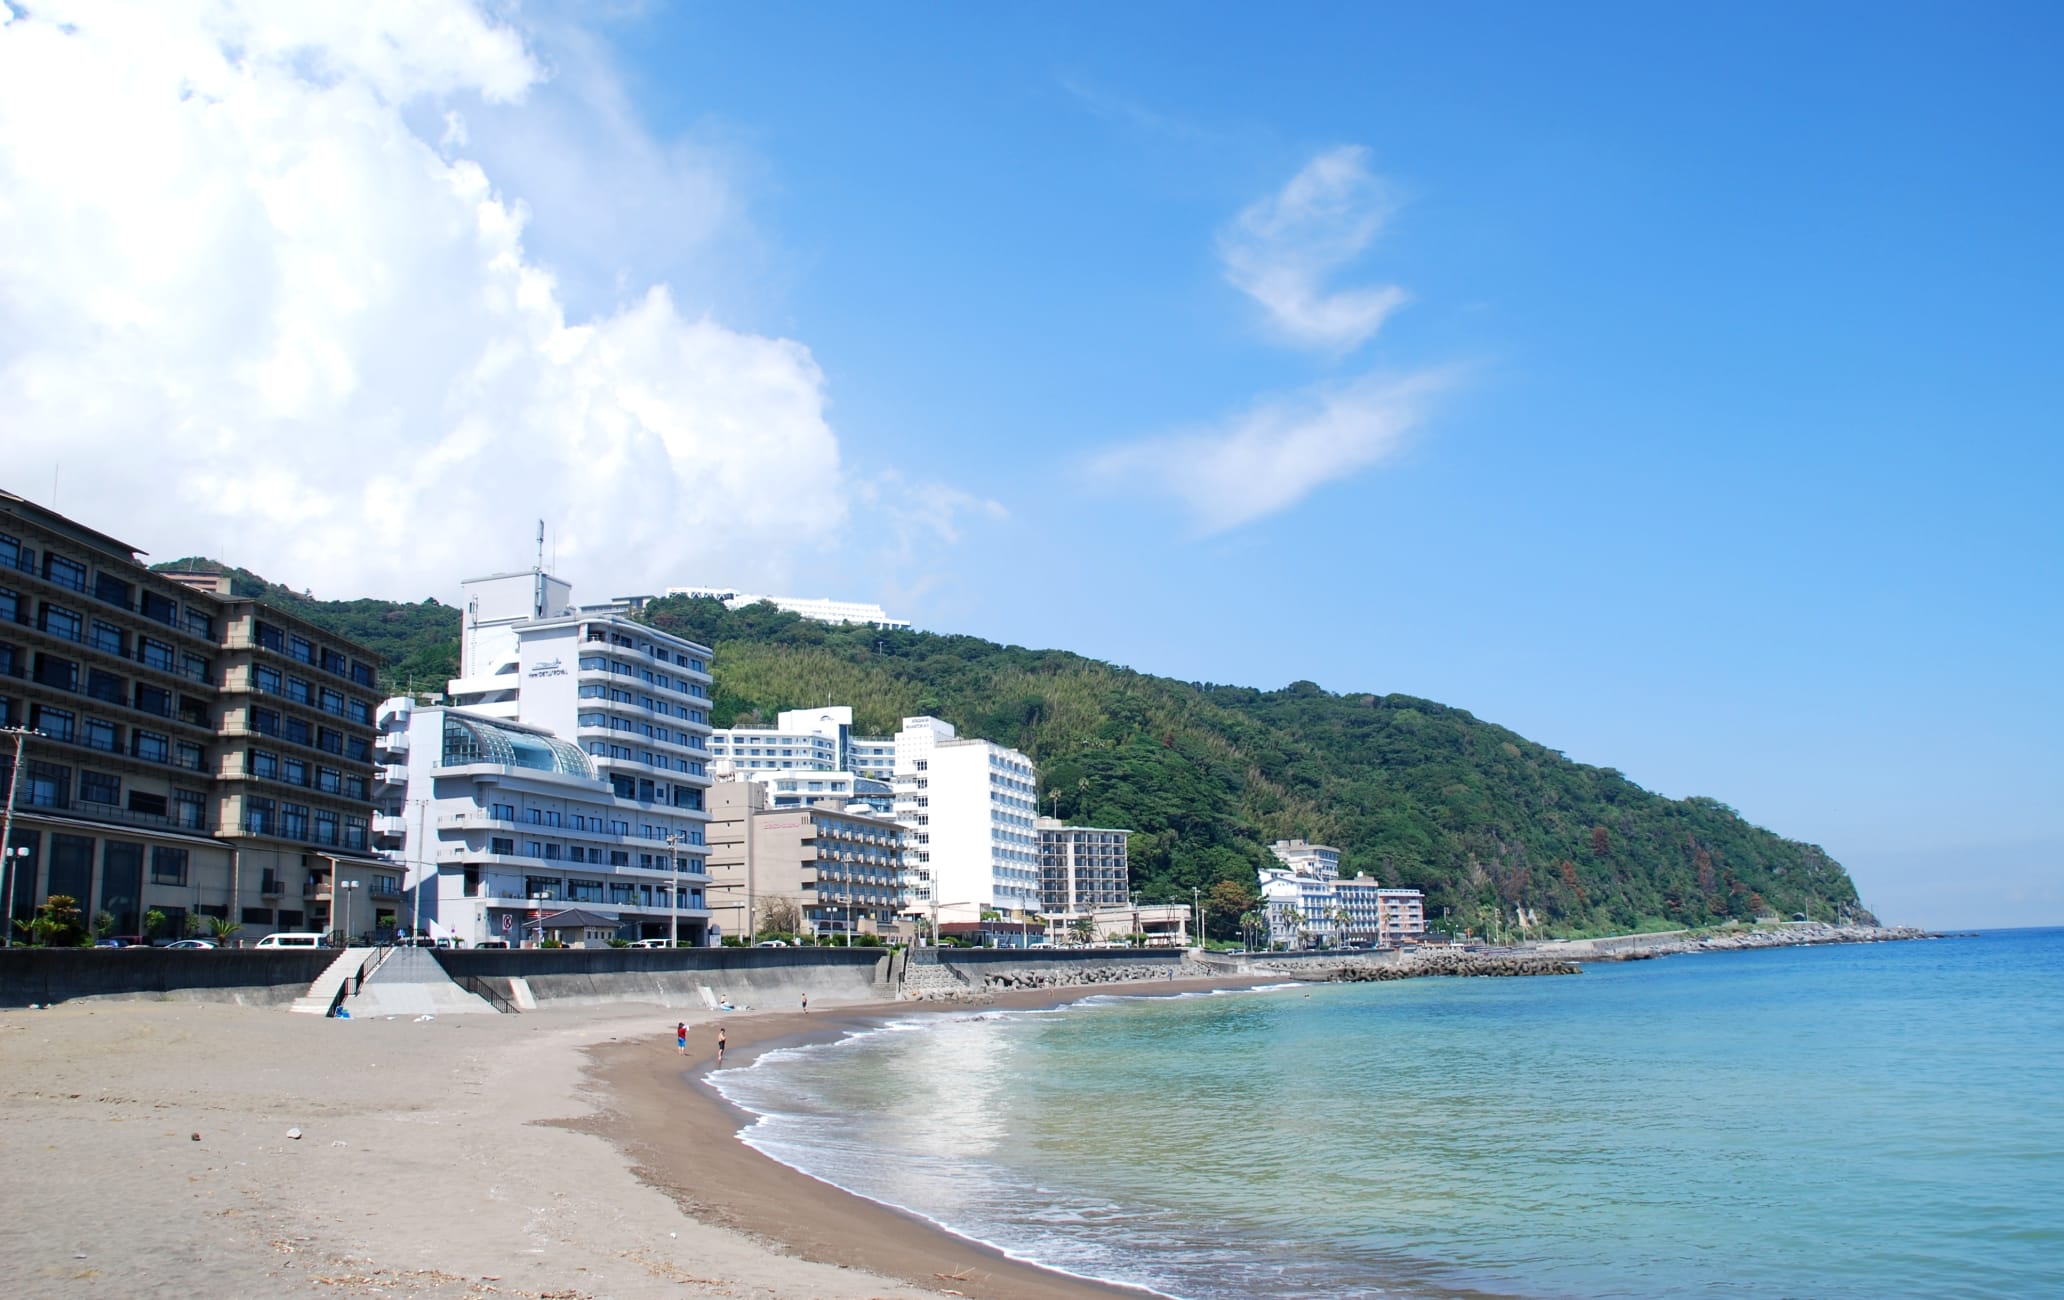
1,491 -> 386,944
706,777 -> 903,943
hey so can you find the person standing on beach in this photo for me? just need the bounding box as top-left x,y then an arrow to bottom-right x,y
675,1022 -> 687,1055
801,992 -> 808,1013
715,1026 -> 727,1064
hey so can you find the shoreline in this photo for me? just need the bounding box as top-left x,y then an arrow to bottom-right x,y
585,973 -> 1285,1300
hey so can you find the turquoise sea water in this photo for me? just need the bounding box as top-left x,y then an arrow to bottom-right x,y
710,930 -> 2064,1298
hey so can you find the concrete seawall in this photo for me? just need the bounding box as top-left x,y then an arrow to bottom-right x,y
0,949 -> 333,1008
433,947 -> 895,1010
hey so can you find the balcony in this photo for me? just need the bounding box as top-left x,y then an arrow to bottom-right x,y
376,729 -> 410,755
377,764 -> 409,784
372,814 -> 411,837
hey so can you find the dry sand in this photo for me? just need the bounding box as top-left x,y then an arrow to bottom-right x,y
0,974 -> 1264,1300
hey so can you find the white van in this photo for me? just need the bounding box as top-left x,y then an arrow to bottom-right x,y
254,932 -> 328,949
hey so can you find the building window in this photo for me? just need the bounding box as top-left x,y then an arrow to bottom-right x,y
79,770 -> 120,805
350,662 -> 374,687
134,683 -> 171,717
32,704 -> 74,742
131,730 -> 169,763
286,676 -> 311,705
288,634 -> 313,665
342,817 -> 367,851
43,553 -> 87,592
138,590 -> 177,626
280,803 -> 309,840
345,737 -> 370,763
137,637 -> 173,671
314,810 -> 338,846
254,664 -> 282,695
90,621 -> 124,655
244,797 -> 275,835
151,846 -> 189,885
81,717 -> 117,753
183,608 -> 214,639
174,790 -> 206,830
85,668 -> 123,704
283,757 -> 307,788
39,602 -> 82,642
127,790 -> 167,818
283,716 -> 311,747
315,727 -> 341,755
255,621 -> 284,653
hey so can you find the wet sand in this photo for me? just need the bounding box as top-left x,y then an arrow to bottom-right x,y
586,974 -> 1280,1299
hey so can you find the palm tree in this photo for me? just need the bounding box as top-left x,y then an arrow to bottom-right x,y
206,915 -> 242,946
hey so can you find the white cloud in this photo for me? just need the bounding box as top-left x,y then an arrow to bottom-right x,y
0,0 -> 968,605
1219,145 -> 1408,352
1090,370 -> 1453,534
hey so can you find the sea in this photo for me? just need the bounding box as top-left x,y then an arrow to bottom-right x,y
708,928 -> 2064,1299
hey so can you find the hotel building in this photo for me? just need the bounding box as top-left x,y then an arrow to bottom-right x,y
665,586 -> 911,631
1036,817 -> 1132,917
374,569 -> 716,944
1260,837 -> 1426,948
892,716 -> 1039,927
373,701 -> 708,946
1,491 -> 387,943
705,778 -> 904,942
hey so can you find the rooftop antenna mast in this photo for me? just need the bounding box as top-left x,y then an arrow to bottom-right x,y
533,519 -> 547,618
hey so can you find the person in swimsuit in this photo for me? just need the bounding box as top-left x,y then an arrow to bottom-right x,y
675,1022 -> 687,1054
715,1026 -> 727,1065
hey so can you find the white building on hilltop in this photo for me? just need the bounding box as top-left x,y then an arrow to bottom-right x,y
891,716 -> 1038,929
666,586 -> 911,631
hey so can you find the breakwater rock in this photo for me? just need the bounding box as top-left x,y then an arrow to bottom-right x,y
977,961 -> 1214,994
1263,952 -> 1581,982
1557,923 -> 1934,962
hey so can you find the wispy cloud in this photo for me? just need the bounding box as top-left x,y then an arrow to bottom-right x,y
1090,368 -> 1454,534
1219,145 -> 1407,353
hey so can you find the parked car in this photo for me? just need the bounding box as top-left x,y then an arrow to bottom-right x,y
474,939 -> 510,950
754,940 -> 789,948
164,939 -> 218,949
631,938 -> 673,948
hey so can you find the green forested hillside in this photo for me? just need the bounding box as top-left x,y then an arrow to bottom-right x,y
177,563 -> 1864,937
638,596 -> 1863,937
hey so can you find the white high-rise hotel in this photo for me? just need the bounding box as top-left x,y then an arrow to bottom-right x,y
891,716 -> 1039,926
373,569 -> 716,944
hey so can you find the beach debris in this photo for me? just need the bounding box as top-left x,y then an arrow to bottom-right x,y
286,1127 -> 303,1140
190,1132 -> 201,1141
414,1014 -> 436,1022
330,1140 -> 348,1148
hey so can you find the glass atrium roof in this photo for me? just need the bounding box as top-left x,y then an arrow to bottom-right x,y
440,714 -> 591,778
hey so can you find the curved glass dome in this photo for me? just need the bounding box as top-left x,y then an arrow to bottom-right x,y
440,714 -> 591,778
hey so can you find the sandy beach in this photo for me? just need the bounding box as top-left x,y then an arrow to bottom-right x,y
0,974 -> 1265,1300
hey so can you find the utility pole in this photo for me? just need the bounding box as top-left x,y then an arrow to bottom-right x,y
0,727 -> 42,947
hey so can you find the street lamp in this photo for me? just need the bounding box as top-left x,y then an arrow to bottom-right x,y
335,879 -> 361,946
531,890 -> 550,947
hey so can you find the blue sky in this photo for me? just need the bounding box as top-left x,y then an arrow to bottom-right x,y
586,3 -> 2060,928
1,2 -> 2056,926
